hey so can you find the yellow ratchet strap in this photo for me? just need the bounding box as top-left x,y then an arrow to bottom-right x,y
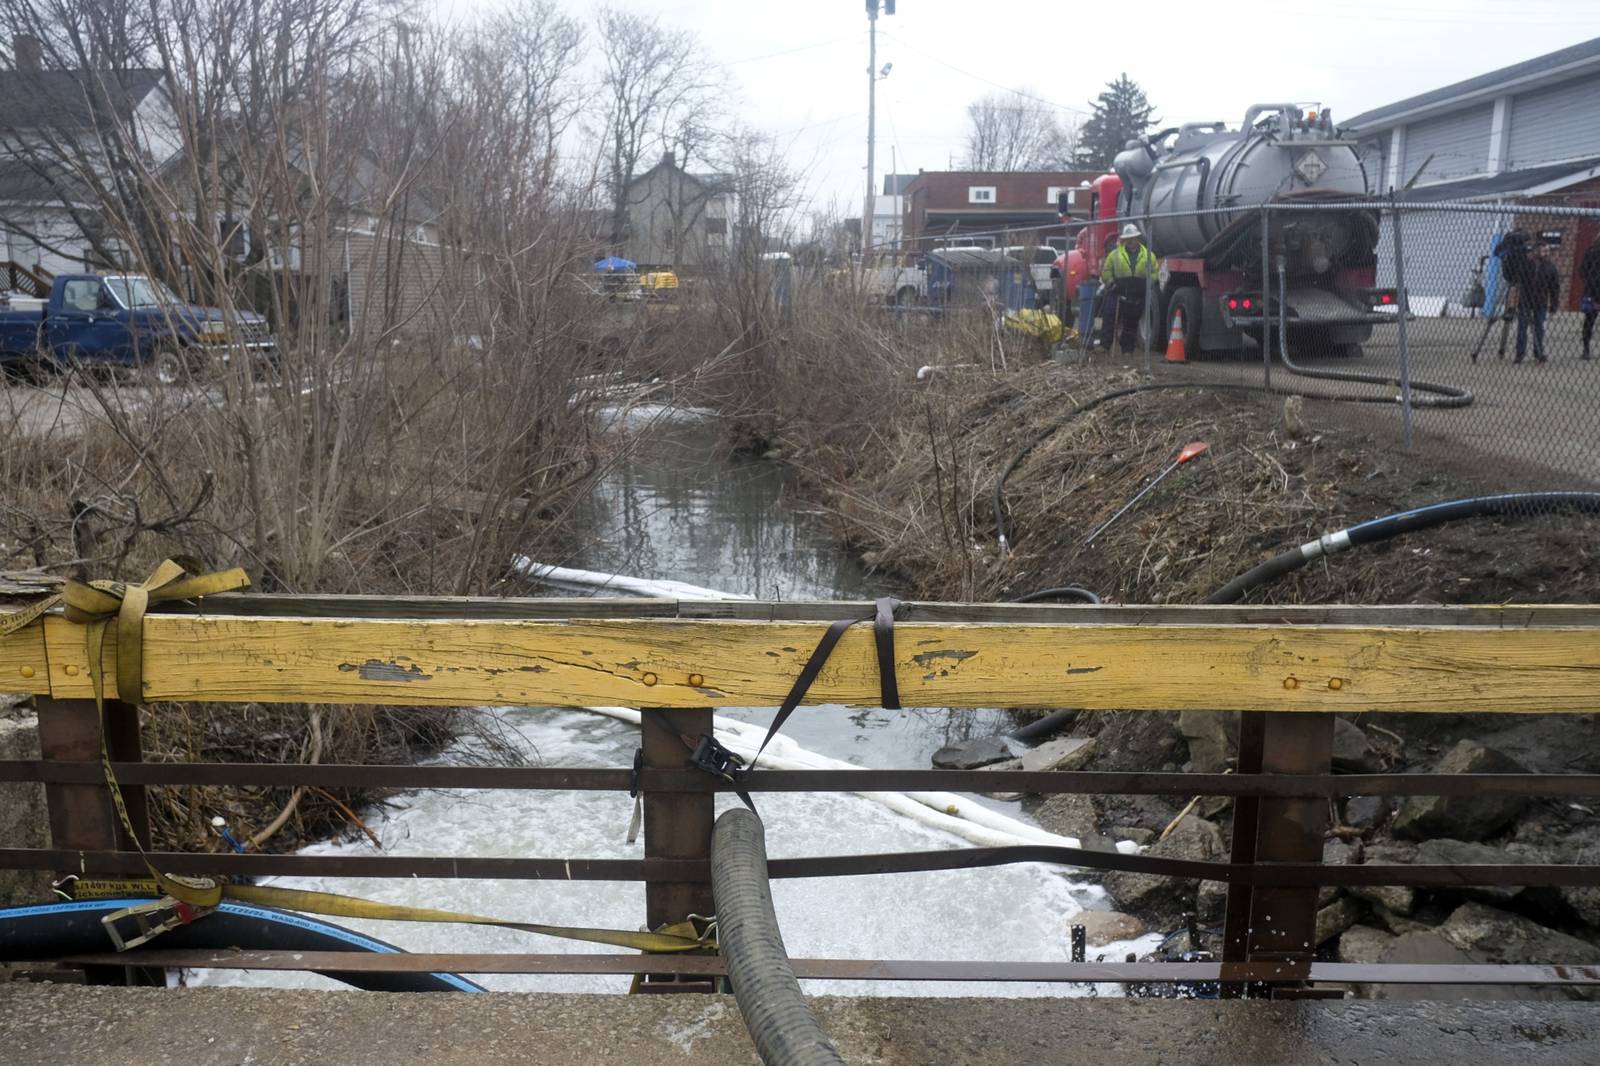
36,561 -> 713,956
73,878 -> 716,954
64,559 -> 251,913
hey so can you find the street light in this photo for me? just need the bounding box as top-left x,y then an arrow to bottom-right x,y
864,0 -> 895,252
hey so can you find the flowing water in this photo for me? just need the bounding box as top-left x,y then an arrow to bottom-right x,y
195,404 -> 1153,997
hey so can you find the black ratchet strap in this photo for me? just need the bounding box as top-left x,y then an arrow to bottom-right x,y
692,597 -> 904,811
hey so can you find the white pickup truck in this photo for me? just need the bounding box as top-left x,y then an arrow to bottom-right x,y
856,256 -> 928,306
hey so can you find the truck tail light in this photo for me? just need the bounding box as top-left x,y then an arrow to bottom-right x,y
1370,289 -> 1398,307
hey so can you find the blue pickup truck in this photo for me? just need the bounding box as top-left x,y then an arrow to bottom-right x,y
0,273 -> 276,383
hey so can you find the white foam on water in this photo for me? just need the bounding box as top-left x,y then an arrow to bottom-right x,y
190,707 -> 1156,997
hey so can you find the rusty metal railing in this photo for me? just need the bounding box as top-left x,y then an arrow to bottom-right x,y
3,595 -> 1600,997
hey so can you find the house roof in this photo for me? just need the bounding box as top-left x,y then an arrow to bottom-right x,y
883,173 -> 915,195
1397,156 -> 1600,202
1346,36 -> 1600,130
0,68 -> 164,129
926,247 -> 1022,269
627,154 -> 731,194
0,158 -> 93,205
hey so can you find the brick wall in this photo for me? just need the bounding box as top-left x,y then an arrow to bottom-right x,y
1520,178 -> 1600,310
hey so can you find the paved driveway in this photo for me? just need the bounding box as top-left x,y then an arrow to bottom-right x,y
1162,311 -> 1600,487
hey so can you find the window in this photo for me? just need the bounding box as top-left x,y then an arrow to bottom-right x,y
219,218 -> 248,258
1046,186 -> 1074,208
61,279 -> 101,312
104,276 -> 180,308
967,186 -> 996,204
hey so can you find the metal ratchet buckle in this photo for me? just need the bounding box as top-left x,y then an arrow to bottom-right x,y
688,733 -> 745,783
101,897 -> 216,951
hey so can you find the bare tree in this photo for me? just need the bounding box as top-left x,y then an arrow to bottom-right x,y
961,90 -> 1080,171
593,7 -> 721,246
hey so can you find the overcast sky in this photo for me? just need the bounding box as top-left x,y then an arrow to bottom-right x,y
554,0 -> 1600,216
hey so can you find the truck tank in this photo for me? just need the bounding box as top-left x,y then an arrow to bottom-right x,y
1113,104 -> 1374,275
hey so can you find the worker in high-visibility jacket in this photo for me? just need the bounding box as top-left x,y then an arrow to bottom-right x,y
1097,223 -> 1160,354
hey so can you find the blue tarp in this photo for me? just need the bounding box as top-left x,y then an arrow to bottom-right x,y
594,256 -> 637,273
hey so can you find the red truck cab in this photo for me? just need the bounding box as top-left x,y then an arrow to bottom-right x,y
1053,174 -> 1123,307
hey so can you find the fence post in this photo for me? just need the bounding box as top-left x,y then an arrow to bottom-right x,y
35,696 -> 153,985
1220,710 -> 1334,998
1260,206 -> 1272,390
1144,203 -> 1155,373
1390,196 -> 1415,450
638,706 -> 716,993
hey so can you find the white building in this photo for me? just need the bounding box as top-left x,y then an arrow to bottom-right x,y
866,174 -> 914,252
1347,36 -> 1600,309
0,40 -> 179,280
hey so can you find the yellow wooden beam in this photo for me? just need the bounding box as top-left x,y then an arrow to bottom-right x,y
0,619 -> 50,695
24,612 -> 1600,713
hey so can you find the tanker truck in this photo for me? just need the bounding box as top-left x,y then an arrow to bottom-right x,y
1054,103 -> 1399,357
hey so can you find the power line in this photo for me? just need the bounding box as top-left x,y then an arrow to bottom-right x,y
877,29 -> 1092,118
723,35 -> 855,67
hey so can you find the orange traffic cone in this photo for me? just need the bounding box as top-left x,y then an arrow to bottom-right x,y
1164,305 -> 1188,363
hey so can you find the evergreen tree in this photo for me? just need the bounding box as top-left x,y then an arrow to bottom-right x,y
1075,74 -> 1157,170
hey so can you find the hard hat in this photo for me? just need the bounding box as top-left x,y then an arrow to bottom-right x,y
1120,224 -> 1143,240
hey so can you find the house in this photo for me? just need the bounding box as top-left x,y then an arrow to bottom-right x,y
900,170 -> 1101,253
868,173 -> 915,250
0,35 -> 178,278
1347,36 -> 1600,309
621,151 -> 732,270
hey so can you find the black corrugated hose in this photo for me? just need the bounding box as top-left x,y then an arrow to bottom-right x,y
712,808 -> 846,1066
991,285 -> 1475,554
1204,492 -> 1600,604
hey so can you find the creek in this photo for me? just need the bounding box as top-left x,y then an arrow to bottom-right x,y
194,404 -> 1153,997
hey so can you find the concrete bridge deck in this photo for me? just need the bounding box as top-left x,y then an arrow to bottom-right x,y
2,985 -> 1597,1065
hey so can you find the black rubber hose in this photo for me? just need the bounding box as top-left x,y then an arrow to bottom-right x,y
1012,584 -> 1101,604
711,808 -> 845,1066
1009,708 -> 1076,743
1274,256 -> 1472,408
992,289 -> 1476,551
1204,492 -> 1600,604
991,380 -> 1451,554
0,898 -> 484,993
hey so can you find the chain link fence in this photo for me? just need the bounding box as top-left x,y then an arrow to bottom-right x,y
1059,198 -> 1600,502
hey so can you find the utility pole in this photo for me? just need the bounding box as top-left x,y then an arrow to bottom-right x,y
865,0 -> 894,253
891,145 -> 899,248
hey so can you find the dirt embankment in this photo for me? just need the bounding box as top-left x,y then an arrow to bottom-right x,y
813,361 -> 1599,606
771,357 -> 1600,988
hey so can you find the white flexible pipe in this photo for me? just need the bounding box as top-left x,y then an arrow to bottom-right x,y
585,705 -> 1137,856
520,564 -> 1136,855
511,558 -> 753,601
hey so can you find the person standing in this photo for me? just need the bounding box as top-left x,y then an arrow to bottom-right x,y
1514,242 -> 1560,364
1088,230 -> 1126,350
1097,223 -> 1159,354
1581,236 -> 1600,361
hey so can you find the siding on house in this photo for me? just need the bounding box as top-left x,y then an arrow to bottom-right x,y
1,207 -> 97,276
342,227 -> 466,339
1508,78 -> 1600,168
1375,209 -> 1502,308
622,157 -> 730,270
1402,104 -> 1494,185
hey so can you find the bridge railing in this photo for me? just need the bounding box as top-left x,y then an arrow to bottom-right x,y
3,595 -> 1600,996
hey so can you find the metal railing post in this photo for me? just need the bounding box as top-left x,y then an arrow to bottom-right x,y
1391,195 -> 1414,450
35,696 -> 155,985
639,706 -> 717,993
1221,710 -> 1335,998
1144,200 -> 1156,373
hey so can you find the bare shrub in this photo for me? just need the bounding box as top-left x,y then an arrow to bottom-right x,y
0,0 -> 630,850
